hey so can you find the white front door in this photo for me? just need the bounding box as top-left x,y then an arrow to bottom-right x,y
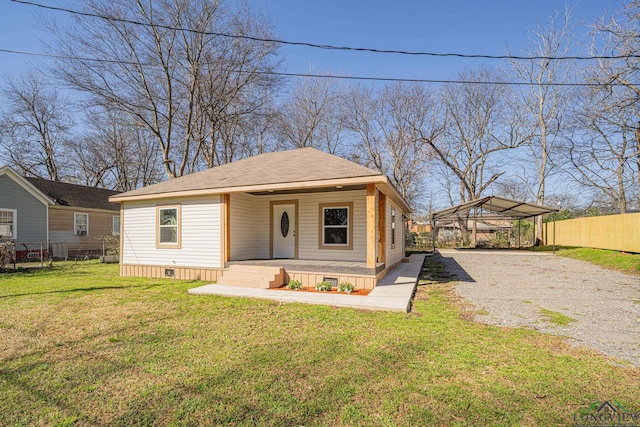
273,203 -> 296,258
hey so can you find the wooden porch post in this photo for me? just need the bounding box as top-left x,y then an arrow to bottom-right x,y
366,184 -> 376,268
223,193 -> 230,263
378,191 -> 386,264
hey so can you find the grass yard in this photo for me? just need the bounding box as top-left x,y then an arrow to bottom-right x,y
1,261 -> 639,426
556,247 -> 640,275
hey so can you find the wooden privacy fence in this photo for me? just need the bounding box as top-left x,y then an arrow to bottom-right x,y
543,212 -> 640,253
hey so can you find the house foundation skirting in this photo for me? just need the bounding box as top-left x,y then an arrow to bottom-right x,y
282,259 -> 402,290
284,270 -> 377,290
120,264 -> 223,282
120,259 -> 404,289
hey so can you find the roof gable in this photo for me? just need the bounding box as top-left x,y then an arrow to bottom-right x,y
112,148 -> 384,200
0,166 -> 53,206
25,177 -> 121,211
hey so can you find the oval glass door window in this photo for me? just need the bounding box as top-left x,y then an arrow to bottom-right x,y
280,212 -> 290,238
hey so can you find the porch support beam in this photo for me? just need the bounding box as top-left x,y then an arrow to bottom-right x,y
223,193 -> 230,263
366,183 -> 376,268
378,191 -> 386,264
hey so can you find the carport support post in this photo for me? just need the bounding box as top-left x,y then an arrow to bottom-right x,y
431,217 -> 436,251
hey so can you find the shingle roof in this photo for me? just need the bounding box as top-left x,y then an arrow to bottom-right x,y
26,177 -> 121,211
113,148 -> 384,199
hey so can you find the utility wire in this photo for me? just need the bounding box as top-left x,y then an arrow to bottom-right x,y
10,0 -> 640,62
0,47 -> 632,87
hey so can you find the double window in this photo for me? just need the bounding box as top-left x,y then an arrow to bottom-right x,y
74,213 -> 89,236
0,209 -> 16,239
319,203 -> 353,250
157,205 -> 181,249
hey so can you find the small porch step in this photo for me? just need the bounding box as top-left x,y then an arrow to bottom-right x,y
217,264 -> 285,289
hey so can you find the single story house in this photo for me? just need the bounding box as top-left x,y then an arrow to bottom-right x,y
110,148 -> 412,289
0,166 -> 120,258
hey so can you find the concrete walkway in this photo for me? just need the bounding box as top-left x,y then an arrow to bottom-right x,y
188,255 -> 424,312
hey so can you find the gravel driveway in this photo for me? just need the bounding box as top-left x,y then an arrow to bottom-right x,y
436,249 -> 640,366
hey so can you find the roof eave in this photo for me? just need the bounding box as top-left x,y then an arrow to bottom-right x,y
110,175 -> 390,203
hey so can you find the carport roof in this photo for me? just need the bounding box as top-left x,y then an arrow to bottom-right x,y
430,196 -> 558,220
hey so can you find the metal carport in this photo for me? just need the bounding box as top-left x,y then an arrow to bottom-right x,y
429,196 -> 559,250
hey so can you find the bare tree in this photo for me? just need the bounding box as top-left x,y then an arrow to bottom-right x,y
589,1 -> 640,208
423,69 -> 531,245
344,82 -> 443,207
69,107 -> 161,191
274,74 -> 345,155
52,0 -> 279,179
566,85 -> 638,213
509,6 -> 574,243
427,69 -> 530,205
0,73 -> 72,180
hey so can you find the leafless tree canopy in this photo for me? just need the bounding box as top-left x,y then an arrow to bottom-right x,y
587,1 -> 640,210
344,82 -> 442,207
1,1 -> 639,217
0,73 -> 72,180
509,6 -> 574,242
425,69 -> 531,206
51,0 -> 280,179
274,74 -> 345,155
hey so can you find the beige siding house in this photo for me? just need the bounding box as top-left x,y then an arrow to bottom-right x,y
110,148 -> 412,289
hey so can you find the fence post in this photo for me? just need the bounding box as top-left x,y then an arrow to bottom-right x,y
40,242 -> 43,268
553,218 -> 556,254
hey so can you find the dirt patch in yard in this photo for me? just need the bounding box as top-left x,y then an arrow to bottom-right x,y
436,249 -> 640,367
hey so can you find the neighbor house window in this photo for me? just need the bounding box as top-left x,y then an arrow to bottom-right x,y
156,205 -> 181,249
74,213 -> 89,236
112,215 -> 120,237
391,208 -> 396,248
318,202 -> 353,250
0,209 -> 16,239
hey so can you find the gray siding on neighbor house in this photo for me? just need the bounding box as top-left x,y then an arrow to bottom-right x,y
0,175 -> 48,244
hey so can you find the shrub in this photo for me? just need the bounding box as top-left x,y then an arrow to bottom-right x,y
287,279 -> 302,290
338,281 -> 354,294
315,281 -> 332,292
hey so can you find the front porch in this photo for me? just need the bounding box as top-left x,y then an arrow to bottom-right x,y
226,259 -> 385,276
190,254 -> 424,312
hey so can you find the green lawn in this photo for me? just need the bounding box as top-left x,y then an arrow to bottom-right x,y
1,261 -> 639,426
557,247 -> 640,275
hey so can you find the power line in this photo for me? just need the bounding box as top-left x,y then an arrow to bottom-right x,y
0,47 -> 632,87
11,0 -> 640,62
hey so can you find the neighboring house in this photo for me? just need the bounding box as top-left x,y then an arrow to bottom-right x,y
409,221 -> 432,234
0,166 -> 121,258
437,219 -> 513,246
110,148 -> 412,289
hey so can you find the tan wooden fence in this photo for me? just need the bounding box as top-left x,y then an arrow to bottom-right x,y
543,212 -> 640,253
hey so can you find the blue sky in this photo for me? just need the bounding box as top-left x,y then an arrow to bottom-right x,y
262,0 -> 613,81
0,0 -> 623,208
0,0 -> 618,82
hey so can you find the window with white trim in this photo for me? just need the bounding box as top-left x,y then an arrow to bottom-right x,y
0,209 -> 16,239
74,213 -> 89,236
157,205 -> 181,248
112,215 -> 120,236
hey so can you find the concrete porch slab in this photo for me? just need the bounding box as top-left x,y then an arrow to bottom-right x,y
189,255 -> 425,312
